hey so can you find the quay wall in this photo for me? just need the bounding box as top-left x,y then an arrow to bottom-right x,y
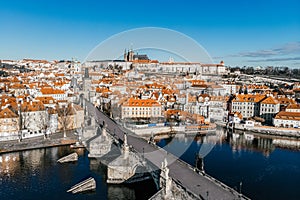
0,133 -> 77,154
130,126 -> 185,136
217,122 -> 300,138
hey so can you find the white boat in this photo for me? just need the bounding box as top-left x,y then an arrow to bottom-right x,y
20,129 -> 45,139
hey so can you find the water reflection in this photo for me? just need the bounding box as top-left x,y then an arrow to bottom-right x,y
0,146 -> 157,200
108,185 -> 135,200
229,132 -> 275,157
0,152 -> 20,176
156,126 -> 300,200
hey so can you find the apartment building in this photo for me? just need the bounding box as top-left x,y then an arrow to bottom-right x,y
259,96 -> 280,124
231,94 -> 265,119
0,107 -> 19,141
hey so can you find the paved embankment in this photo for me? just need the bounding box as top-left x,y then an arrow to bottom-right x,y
0,132 -> 78,154
216,122 -> 300,138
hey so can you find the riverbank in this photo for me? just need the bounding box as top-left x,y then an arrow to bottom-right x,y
0,131 -> 78,154
127,123 -> 216,138
216,121 -> 300,139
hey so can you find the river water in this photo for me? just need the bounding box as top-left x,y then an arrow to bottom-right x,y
0,127 -> 300,200
156,128 -> 300,200
0,147 -> 157,200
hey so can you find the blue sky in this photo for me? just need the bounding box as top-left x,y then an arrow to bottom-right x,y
0,0 -> 299,67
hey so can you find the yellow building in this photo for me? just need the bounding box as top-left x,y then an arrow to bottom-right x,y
121,98 -> 162,119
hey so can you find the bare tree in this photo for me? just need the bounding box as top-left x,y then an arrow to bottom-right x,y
57,104 -> 74,137
19,104 -> 29,130
36,110 -> 48,138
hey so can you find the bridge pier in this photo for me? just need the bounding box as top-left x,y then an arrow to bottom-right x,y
82,115 -> 97,143
107,133 -> 150,184
107,134 -> 139,184
88,124 -> 114,158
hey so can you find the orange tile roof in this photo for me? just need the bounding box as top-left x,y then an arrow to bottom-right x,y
0,96 -> 17,108
162,88 -> 174,95
166,109 -> 181,116
247,84 -> 269,90
53,80 -> 69,87
188,94 -> 197,103
276,97 -> 295,105
210,96 -> 226,101
47,107 -> 57,114
16,94 -> 30,99
92,80 -> 102,84
35,96 -> 56,104
293,88 -> 300,93
40,87 -> 65,94
145,83 -> 165,89
132,59 -> 151,64
20,101 -> 45,112
0,107 -> 18,118
260,96 -> 278,104
188,80 -> 206,87
286,104 -> 300,110
233,94 -> 266,103
9,83 -> 26,89
11,77 -> 20,83
96,87 -> 112,93
55,73 -> 65,77
275,111 -> 300,120
123,98 -> 160,107
0,78 -> 10,83
150,92 -> 159,100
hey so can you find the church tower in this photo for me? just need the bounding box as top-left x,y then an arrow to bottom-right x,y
124,49 -> 128,61
83,67 -> 91,101
128,49 -> 134,61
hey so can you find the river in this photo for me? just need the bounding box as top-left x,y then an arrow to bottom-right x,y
0,147 -> 157,200
0,127 -> 300,200
156,128 -> 300,200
